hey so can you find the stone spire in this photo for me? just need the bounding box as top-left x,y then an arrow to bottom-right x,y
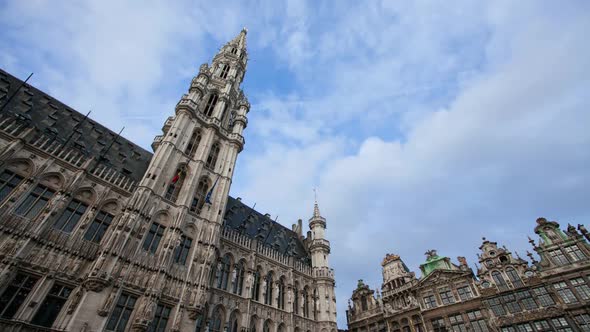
313,201 -> 321,219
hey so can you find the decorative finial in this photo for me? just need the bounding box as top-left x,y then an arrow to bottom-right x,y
242,27 -> 248,34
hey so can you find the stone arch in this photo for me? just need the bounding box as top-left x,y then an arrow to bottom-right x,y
151,210 -> 171,227
249,315 -> 259,332
262,319 -> 273,332
278,323 -> 287,332
72,187 -> 97,204
98,199 -> 120,215
228,309 -> 241,332
5,158 -> 34,176
39,171 -> 65,190
209,304 -> 226,332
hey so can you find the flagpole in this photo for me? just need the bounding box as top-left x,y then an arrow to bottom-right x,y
0,72 -> 33,113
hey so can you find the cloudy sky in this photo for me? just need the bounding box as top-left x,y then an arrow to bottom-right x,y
2,0 -> 589,327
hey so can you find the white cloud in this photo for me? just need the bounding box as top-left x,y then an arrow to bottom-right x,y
2,0 -> 589,328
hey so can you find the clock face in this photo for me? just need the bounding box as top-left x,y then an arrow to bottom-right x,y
482,281 -> 491,288
524,270 -> 534,277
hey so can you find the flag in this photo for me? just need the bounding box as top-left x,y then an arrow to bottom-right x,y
170,167 -> 185,184
205,176 -> 219,204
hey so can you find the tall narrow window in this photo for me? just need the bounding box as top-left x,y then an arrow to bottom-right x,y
228,311 -> 239,332
31,284 -> 73,327
217,255 -> 231,290
143,222 -> 166,254
492,271 -> 508,291
147,303 -> 171,332
263,320 -> 271,332
184,130 -> 202,157
252,269 -> 261,301
205,143 -> 220,170
0,169 -> 24,202
303,287 -> 309,318
204,94 -> 219,117
505,268 -> 523,288
84,210 -> 114,243
361,296 -> 368,311
190,178 -> 209,214
173,235 -> 192,265
277,278 -> 285,310
165,167 -> 186,202
232,261 -> 245,296
54,199 -> 88,232
105,293 -> 137,331
220,64 -> 230,79
209,307 -> 223,332
293,284 -> 299,314
231,48 -> 238,55
264,272 -> 274,305
15,184 -> 55,219
0,273 -> 39,319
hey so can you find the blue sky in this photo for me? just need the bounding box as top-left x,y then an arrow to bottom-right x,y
2,0 -> 590,328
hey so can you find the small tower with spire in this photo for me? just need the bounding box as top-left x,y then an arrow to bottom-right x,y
308,198 -> 338,329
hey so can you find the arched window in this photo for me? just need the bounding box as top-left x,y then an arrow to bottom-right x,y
264,272 -> 274,305
263,320 -> 272,332
492,271 -> 508,291
220,64 -> 230,79
217,254 -> 232,290
277,277 -> 285,310
252,268 -> 261,301
204,94 -> 219,117
190,177 -> 209,214
505,267 -> 523,288
250,316 -> 258,332
228,311 -> 239,332
278,324 -> 286,332
303,287 -> 309,318
165,167 -> 186,202
232,261 -> 245,296
205,142 -> 220,170
209,307 -> 224,332
293,283 -> 299,314
184,130 -> 202,157
194,304 -> 207,332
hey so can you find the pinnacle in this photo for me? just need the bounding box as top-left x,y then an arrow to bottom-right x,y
313,201 -> 321,218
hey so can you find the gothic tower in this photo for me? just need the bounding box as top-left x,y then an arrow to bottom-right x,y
309,202 -> 338,330
80,29 -> 250,331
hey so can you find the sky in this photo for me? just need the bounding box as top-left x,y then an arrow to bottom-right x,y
1,0 -> 590,328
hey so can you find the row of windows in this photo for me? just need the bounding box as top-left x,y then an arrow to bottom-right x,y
548,245 -> 587,266
432,310 -> 489,332
486,287 -> 555,316
422,284 -> 474,309
0,273 -> 72,328
1,170 -> 116,244
501,316 -> 574,332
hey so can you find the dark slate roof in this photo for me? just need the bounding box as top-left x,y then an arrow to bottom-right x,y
0,69 -> 153,183
223,196 -> 310,260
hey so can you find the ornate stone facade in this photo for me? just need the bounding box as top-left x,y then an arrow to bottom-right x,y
347,218 -> 590,331
0,29 -> 337,332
